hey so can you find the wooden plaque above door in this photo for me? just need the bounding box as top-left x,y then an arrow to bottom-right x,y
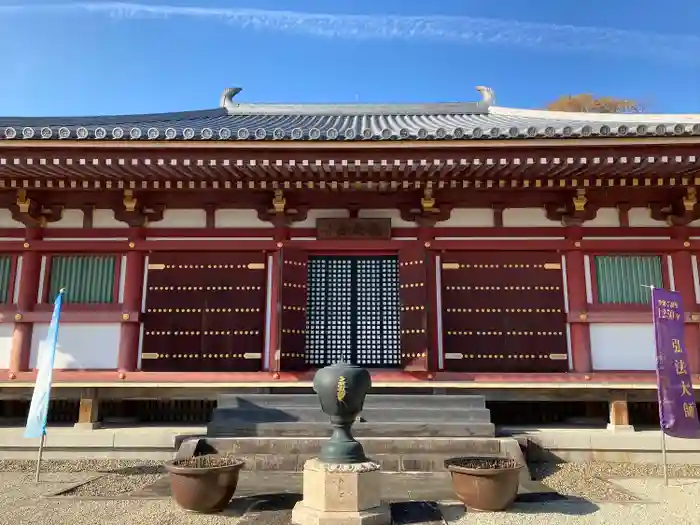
316,218 -> 392,240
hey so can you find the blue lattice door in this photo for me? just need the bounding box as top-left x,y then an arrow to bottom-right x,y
306,255 -> 401,368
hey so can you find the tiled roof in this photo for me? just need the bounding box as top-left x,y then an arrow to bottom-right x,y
1,86 -> 699,142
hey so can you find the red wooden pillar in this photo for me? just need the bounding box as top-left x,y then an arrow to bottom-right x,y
265,226 -> 289,374
417,225 -> 438,372
565,230 -> 592,373
670,229 -> 700,374
117,229 -> 145,373
9,229 -> 42,376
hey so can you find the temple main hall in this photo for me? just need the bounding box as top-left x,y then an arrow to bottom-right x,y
0,85 -> 699,426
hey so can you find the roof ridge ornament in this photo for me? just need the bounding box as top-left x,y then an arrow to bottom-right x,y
475,86 -> 495,109
220,87 -> 243,111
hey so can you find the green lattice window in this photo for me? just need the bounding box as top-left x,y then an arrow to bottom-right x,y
0,256 -> 12,303
48,255 -> 117,304
594,255 -> 663,305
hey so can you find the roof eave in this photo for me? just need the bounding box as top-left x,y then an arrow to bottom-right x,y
2,136 -> 700,150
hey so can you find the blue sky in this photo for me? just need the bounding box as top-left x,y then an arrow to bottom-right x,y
0,0 -> 698,116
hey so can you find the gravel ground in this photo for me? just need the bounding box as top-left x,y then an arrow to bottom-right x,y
0,472 -> 248,525
6,459 -> 700,502
0,460 -> 166,498
441,477 -> 700,525
532,461 -> 700,502
62,473 -> 164,497
0,460 -> 698,524
0,459 -> 163,474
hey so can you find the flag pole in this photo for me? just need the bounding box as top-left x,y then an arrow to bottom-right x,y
34,433 -> 45,483
26,287 -> 65,483
661,431 -> 669,486
642,284 -> 670,485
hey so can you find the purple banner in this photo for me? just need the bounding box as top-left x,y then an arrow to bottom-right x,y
651,288 -> 699,439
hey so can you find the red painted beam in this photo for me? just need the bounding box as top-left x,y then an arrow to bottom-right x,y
568,311 -> 649,324
0,230 -> 25,239
569,310 -> 700,324
0,370 -> 672,386
431,239 -> 569,251
2,310 -> 140,324
0,226 -> 692,242
430,372 -> 662,383
432,227 -> 675,238
432,238 -> 690,252
281,240 -> 411,252
20,239 -> 280,252
39,228 -> 277,239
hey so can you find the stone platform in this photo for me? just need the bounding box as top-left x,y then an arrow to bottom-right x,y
207,394 -> 495,438
176,435 -> 525,475
197,393 -> 511,476
0,426 -> 697,465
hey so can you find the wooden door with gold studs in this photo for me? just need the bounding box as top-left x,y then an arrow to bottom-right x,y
399,245 -> 429,371
441,251 -> 568,373
141,252 -> 267,372
278,248 -> 309,371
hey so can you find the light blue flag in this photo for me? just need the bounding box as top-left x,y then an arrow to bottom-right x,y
24,289 -> 65,439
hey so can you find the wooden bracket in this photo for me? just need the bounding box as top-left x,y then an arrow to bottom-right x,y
256,190 -> 309,225
399,188 -> 453,226
113,190 -> 165,227
9,190 -> 63,228
545,189 -> 598,226
650,188 -> 699,226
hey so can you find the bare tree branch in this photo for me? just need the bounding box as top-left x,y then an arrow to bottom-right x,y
546,94 -> 644,113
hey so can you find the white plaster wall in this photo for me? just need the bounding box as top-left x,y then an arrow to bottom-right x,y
440,208 -> 493,227
149,209 -> 207,229
30,323 -> 120,369
0,210 -> 23,228
93,209 -> 125,228
590,323 -> 656,371
45,209 -> 83,229
628,207 -> 667,227
583,208 -> 619,227
216,209 -> 273,228
502,208 -> 553,227
0,325 -> 14,368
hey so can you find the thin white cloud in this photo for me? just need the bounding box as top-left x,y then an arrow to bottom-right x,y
2,2 -> 698,65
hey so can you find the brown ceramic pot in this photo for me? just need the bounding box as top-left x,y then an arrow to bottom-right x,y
165,456 -> 245,513
444,457 -> 523,512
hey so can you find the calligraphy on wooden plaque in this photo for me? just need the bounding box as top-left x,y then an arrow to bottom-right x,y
316,218 -> 392,240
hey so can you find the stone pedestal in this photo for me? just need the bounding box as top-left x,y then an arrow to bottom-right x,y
292,458 -> 391,525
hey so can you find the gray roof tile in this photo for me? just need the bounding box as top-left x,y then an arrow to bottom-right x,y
1,87 -> 699,142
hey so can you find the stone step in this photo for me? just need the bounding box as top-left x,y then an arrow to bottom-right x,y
216,394 -> 487,411
209,407 -> 493,424
206,421 -> 496,438
199,437 -> 502,455
177,436 -> 523,473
